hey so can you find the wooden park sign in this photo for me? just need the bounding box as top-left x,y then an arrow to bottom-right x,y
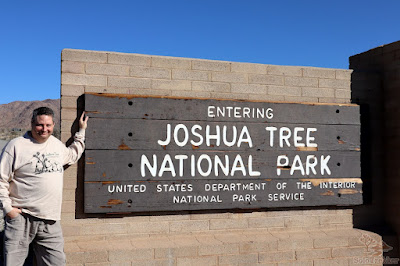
84,93 -> 362,213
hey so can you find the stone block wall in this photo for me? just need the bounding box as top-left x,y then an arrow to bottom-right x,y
350,41 -> 400,258
60,49 -> 382,265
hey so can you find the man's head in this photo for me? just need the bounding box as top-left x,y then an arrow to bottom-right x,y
31,107 -> 55,143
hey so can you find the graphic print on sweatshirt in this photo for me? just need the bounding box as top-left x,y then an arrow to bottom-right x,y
33,152 -> 63,174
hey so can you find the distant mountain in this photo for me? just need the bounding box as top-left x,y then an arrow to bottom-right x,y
0,99 -> 60,129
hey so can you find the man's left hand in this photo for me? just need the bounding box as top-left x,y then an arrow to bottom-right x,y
79,112 -> 89,129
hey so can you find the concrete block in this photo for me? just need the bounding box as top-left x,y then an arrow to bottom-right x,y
130,66 -> 171,79
172,69 -> 210,81
198,243 -> 239,256
128,221 -> 169,234
314,236 -> 348,248
130,237 -> 172,250
64,242 -> 81,253
267,65 -> 302,76
212,72 -> 247,83
314,258 -> 349,266
218,253 -> 259,265
60,110 -> 77,124
190,213 -> 230,220
61,132 -> 71,142
336,70 -> 352,80
335,98 -> 351,104
337,209 -> 353,215
335,89 -> 351,99
319,214 -> 352,225
248,94 -> 285,102
58,200 -> 75,215
231,83 -> 267,94
132,259 -> 173,266
192,81 -> 230,92
109,263 -> 131,266
61,96 -> 78,109
239,240 -> 278,253
105,233 -> 150,241
296,249 -> 331,260
348,235 -> 366,247
154,246 -> 198,259
62,61 -> 85,74
196,235 -> 222,246
169,220 -> 209,233
268,86 -> 301,96
192,59 -> 230,72
211,92 -> 249,100
278,260 -> 313,266
302,88 -> 334,98
278,238 -> 313,250
325,229 -> 362,238
80,223 -> 128,235
285,77 -> 318,87
152,56 -> 191,69
231,62 -> 267,74
317,97 -> 340,103
75,240 -> 113,251
108,248 -> 154,262
259,250 -> 295,263
86,63 -> 129,76
84,86 -> 130,94
62,225 -> 82,237
209,218 -> 248,230
152,79 -> 191,91
213,233 -> 250,244
65,252 -> 86,265
248,217 -> 285,228
171,90 -> 211,98
303,68 -> 336,79
128,88 -> 172,96
284,215 -> 319,227
62,73 -> 106,86
63,171 -> 77,183
61,85 -> 85,97
63,189 -> 75,201
62,49 -> 107,63
108,53 -> 151,66
284,96 -> 319,103
332,246 -> 367,257
177,256 -> 217,266
319,79 -> 351,89
249,74 -> 284,85
108,76 -> 151,88
303,209 -> 331,216
149,214 -> 190,221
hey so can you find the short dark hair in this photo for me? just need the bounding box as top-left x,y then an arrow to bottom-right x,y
31,107 -> 55,124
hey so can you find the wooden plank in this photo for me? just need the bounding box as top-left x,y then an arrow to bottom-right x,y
85,119 -> 360,151
84,178 -> 363,213
85,150 -> 360,181
85,93 -> 360,125
83,95 -> 362,213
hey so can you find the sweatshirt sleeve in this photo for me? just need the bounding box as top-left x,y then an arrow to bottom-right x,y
0,147 -> 15,215
63,128 -> 86,166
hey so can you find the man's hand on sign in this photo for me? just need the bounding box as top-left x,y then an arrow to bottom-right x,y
79,112 -> 89,130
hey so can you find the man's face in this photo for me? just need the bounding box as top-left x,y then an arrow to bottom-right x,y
31,115 -> 55,143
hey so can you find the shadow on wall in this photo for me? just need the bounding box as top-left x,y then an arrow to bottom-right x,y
350,40 -> 400,258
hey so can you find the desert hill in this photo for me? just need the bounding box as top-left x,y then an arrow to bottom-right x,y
0,99 -> 60,140
0,99 -> 60,129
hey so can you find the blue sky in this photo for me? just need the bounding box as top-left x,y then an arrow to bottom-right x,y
0,1 -> 399,105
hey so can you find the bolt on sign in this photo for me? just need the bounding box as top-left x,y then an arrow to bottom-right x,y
84,93 -> 362,213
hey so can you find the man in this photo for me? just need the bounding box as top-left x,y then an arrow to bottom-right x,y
0,106 -> 88,266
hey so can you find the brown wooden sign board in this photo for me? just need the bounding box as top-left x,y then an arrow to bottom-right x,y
84,93 -> 362,213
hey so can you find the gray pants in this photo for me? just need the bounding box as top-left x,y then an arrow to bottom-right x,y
3,213 -> 66,266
